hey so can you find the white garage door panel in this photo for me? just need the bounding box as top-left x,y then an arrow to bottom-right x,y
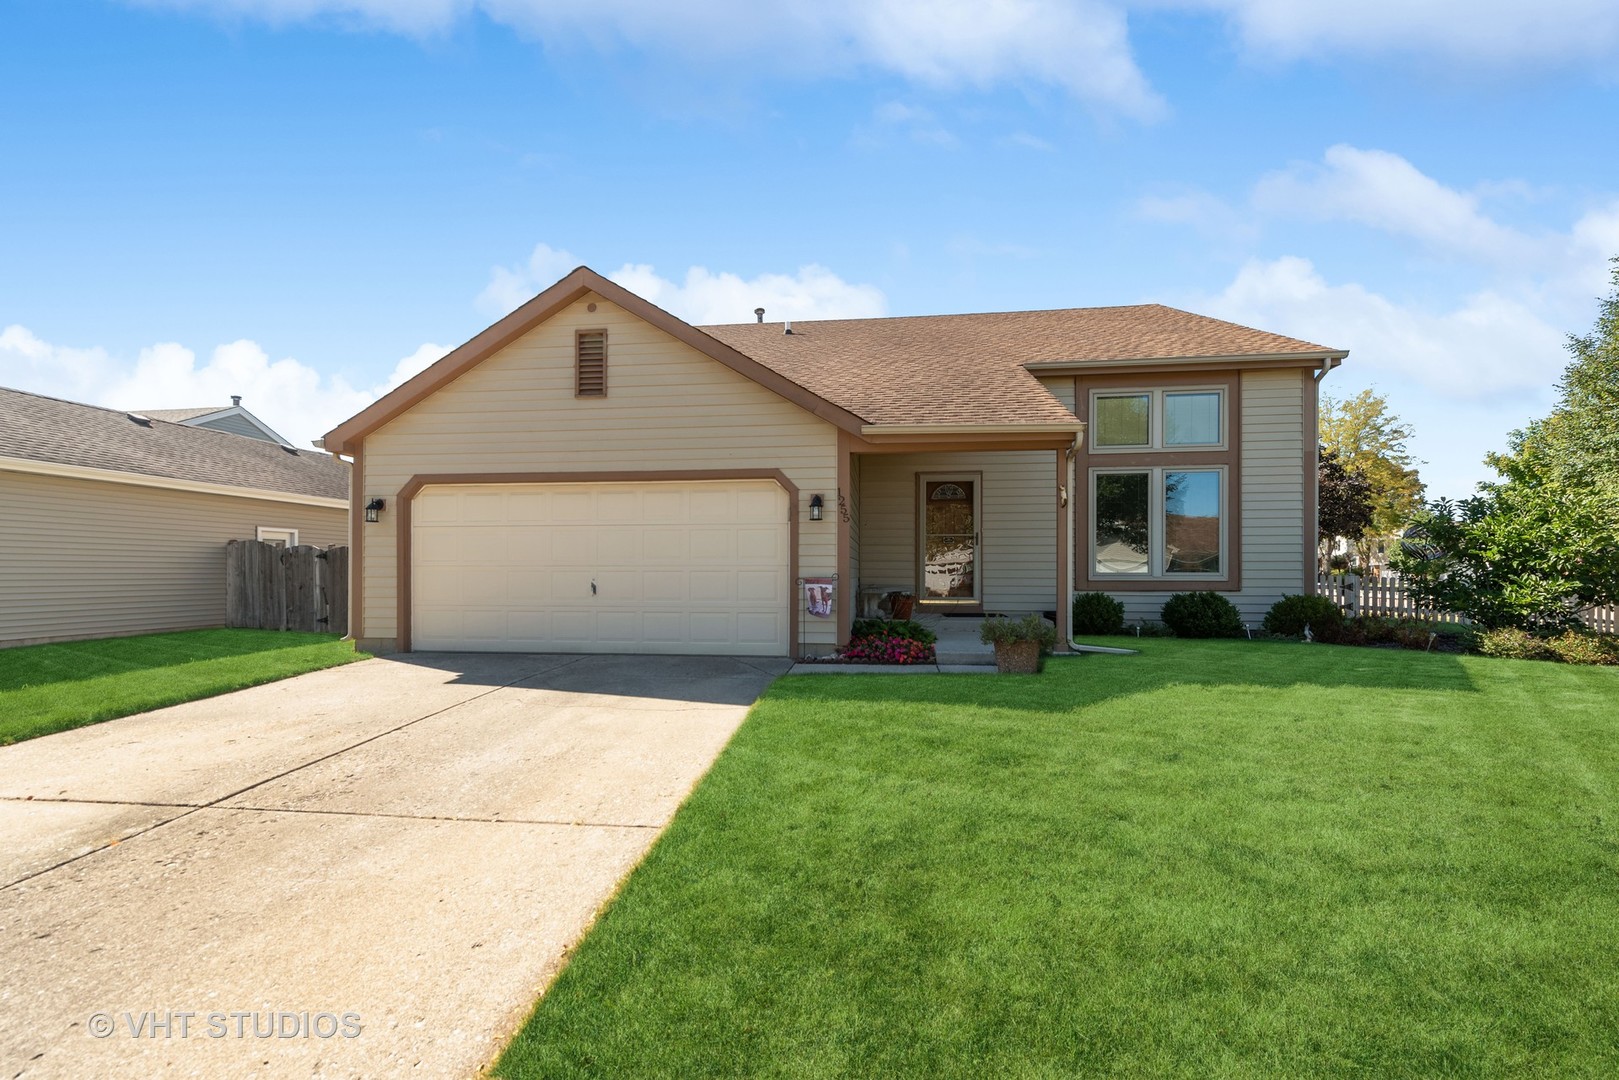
412,481 -> 790,655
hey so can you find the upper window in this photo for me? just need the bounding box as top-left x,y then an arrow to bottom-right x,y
575,329 -> 607,397
1092,388 -> 1223,450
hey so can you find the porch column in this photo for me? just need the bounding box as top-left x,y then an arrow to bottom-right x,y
1056,446 -> 1072,651
836,430 -> 854,647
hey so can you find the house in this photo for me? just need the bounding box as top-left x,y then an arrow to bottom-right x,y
139,396 -> 292,445
0,387 -> 350,647
321,266 -> 1345,657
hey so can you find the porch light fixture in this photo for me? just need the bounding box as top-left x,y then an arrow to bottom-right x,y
364,497 -> 386,523
808,494 -> 824,521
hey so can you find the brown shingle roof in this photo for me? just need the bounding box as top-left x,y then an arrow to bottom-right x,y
701,304 -> 1342,427
0,386 -> 349,500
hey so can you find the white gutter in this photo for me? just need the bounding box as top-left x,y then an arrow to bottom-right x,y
0,455 -> 349,509
1024,350 -> 1348,372
860,423 -> 1086,436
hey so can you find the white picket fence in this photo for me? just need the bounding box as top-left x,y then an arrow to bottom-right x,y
1318,576 -> 1619,632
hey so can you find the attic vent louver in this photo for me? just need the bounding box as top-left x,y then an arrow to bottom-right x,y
126,413 -> 153,426
576,329 -> 607,397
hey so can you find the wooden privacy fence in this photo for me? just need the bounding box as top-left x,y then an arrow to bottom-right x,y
1319,576 -> 1619,632
226,540 -> 349,636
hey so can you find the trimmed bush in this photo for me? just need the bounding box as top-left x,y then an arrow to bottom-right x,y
1072,593 -> 1125,636
1262,594 -> 1346,639
1160,592 -> 1244,639
1478,627 -> 1619,665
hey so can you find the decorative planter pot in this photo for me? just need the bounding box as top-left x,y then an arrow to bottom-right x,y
993,639 -> 1041,674
891,594 -> 916,620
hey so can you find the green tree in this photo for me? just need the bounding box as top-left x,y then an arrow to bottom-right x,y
1319,389 -> 1425,554
1396,258 -> 1619,628
1317,446 -> 1375,569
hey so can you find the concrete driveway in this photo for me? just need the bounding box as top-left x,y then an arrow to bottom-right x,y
0,652 -> 787,1079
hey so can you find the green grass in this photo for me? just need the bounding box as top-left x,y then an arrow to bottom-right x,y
495,638 -> 1619,1079
0,628 -> 368,745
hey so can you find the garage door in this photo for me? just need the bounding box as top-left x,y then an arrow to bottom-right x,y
410,480 -> 791,655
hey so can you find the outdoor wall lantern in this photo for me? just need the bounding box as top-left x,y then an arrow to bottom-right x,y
364,497 -> 386,523
808,494 -> 824,521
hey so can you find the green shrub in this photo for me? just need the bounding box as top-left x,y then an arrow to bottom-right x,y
1160,592 -> 1244,639
979,614 -> 1058,652
1071,593 -> 1125,635
1262,594 -> 1345,639
850,618 -> 936,646
1478,627 -> 1619,665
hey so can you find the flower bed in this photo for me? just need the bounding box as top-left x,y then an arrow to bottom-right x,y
797,618 -> 938,665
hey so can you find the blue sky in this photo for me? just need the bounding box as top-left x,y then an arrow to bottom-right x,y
4,1 -> 1617,499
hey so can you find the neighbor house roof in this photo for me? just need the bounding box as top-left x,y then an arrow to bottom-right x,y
700,305 -> 1344,428
324,266 -> 1347,451
142,407 -> 222,423
0,386 -> 350,502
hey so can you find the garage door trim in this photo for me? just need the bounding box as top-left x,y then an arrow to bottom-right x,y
394,469 -> 800,653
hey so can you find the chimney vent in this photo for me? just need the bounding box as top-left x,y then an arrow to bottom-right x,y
231,395 -> 242,407
784,320 -> 793,335
754,307 -> 765,324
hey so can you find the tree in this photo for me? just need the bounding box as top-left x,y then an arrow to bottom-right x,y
1396,258 -> 1619,628
1319,389 -> 1425,557
1317,447 -> 1374,569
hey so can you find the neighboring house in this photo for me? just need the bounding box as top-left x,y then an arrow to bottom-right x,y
140,396 -> 292,445
322,266 -> 1346,657
0,387 -> 351,648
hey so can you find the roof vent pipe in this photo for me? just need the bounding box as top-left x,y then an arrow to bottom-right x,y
754,307 -> 765,324
231,395 -> 242,407
784,320 -> 793,335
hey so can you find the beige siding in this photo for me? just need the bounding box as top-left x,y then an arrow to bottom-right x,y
1038,376 -> 1076,413
0,469 -> 348,647
858,451 -> 1059,613
359,293 -> 840,651
1104,370 -> 1308,625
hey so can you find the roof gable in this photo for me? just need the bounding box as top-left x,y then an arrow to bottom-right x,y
142,404 -> 292,445
323,266 -> 866,454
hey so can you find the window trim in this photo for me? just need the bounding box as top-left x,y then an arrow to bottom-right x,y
256,526 -> 299,547
1089,385 -> 1227,453
1088,465 -> 1228,582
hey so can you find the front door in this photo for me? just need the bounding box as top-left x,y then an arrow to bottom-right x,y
919,475 -> 980,604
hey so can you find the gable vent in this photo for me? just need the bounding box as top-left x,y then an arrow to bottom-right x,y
575,329 -> 607,397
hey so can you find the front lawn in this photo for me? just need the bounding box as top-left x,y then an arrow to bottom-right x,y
0,629 -> 367,745
496,638 -> 1619,1078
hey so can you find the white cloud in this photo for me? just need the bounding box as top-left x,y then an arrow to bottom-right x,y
131,0 -> 1164,118
479,243 -> 888,324
1181,0 -> 1619,68
0,327 -> 448,451
476,242 -> 579,318
1203,256 -> 1567,400
1253,145 -> 1540,265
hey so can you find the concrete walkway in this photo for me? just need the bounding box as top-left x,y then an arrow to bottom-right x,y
0,652 -> 787,1079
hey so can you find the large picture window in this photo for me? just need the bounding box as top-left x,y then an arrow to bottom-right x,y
1092,388 -> 1223,450
1091,467 -> 1225,578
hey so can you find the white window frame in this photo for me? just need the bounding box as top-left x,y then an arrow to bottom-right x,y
1089,465 -> 1228,581
1089,386 -> 1227,452
256,526 -> 300,547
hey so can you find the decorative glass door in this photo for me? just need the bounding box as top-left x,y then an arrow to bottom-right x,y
920,476 -> 980,602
